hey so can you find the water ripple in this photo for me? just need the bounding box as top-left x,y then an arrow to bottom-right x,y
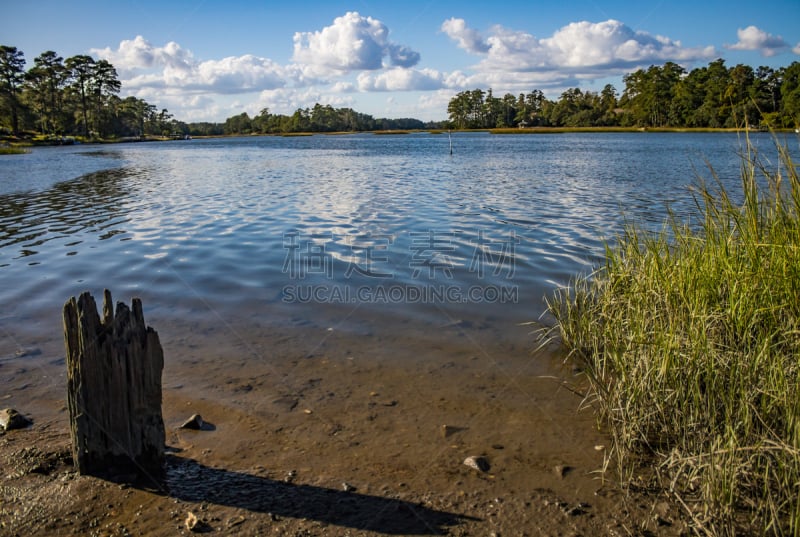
0,132 -> 792,336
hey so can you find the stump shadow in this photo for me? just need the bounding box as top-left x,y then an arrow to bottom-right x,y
162,455 -> 477,535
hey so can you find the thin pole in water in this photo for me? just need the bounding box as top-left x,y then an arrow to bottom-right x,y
448,130 -> 453,155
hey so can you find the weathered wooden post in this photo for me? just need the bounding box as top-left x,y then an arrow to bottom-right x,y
63,290 -> 165,481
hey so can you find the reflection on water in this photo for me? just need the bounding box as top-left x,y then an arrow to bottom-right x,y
0,132 -> 793,351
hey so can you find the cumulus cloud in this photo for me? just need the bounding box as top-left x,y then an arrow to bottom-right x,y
441,18 -> 489,53
92,36 -> 287,94
443,18 -> 716,79
292,11 -> 420,74
91,36 -> 194,74
725,26 -> 790,57
357,68 -> 446,92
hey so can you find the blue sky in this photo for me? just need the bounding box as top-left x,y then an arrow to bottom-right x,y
3,0 -> 799,122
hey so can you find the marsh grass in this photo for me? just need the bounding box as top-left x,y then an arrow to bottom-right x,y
0,146 -> 29,155
546,135 -> 800,535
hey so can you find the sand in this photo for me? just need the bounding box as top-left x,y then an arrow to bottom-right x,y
1,316 -> 687,536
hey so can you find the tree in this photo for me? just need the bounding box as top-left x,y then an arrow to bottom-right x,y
91,59 -> 121,136
447,90 -> 471,129
724,64 -> 756,127
780,62 -> 800,127
524,90 -> 547,125
24,51 -> 66,134
0,45 -> 27,134
697,59 -> 730,128
482,88 -> 502,127
622,62 -> 685,127
224,112 -> 252,135
117,96 -> 156,136
66,55 -> 95,136
672,67 -> 707,127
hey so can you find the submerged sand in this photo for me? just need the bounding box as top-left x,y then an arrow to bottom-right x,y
1,316 -> 687,536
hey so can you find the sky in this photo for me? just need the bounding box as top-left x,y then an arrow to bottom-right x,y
3,0 -> 799,123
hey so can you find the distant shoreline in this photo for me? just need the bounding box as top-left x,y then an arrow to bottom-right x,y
3,126 -> 794,149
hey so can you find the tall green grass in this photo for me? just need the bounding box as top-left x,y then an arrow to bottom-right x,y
546,136 -> 800,535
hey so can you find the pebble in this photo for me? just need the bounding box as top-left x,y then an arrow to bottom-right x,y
0,408 -> 31,431
14,347 -> 41,358
440,424 -> 464,438
180,414 -> 205,430
463,455 -> 490,473
227,515 -> 246,527
553,464 -> 571,479
184,512 -> 200,532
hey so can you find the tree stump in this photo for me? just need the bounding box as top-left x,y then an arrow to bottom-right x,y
63,290 -> 165,481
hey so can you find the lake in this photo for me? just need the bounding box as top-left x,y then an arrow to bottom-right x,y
0,131 -> 795,376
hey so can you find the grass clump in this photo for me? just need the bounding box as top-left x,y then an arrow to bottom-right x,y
546,136 -> 800,535
0,146 -> 29,155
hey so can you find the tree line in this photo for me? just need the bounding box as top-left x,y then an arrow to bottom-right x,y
210,105 -> 434,136
447,59 -> 800,129
0,45 -> 180,139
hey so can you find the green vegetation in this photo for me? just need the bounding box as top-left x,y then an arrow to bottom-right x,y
488,126 -> 754,134
449,60 -> 800,130
216,106 -> 436,136
0,45 -> 175,140
546,137 -> 800,535
0,146 -> 28,154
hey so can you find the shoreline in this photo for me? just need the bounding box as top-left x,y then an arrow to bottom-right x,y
1,316 -> 688,535
2,126 -> 793,149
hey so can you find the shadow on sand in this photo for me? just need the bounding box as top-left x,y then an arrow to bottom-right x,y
162,455 -> 477,535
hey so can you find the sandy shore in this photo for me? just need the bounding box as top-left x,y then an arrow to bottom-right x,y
1,317 -> 687,536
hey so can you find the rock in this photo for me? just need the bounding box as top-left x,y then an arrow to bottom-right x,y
463,455 -> 490,473
564,502 -> 590,516
553,464 -> 572,479
185,512 -> 202,532
440,424 -> 467,438
0,408 -> 32,431
227,515 -> 245,528
180,414 -> 205,430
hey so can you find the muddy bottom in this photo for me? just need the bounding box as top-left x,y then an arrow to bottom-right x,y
1,315 -> 686,536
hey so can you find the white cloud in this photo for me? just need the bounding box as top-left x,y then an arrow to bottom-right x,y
794,43 -> 800,55
441,18 -> 489,53
93,36 -> 287,94
357,68 -> 446,91
193,55 -> 285,92
443,18 -> 716,87
725,26 -> 790,57
91,36 -> 193,74
292,11 -> 420,74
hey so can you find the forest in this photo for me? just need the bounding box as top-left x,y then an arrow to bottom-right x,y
447,60 -> 800,130
3,43 -> 799,139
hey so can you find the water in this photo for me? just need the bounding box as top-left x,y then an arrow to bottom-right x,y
0,132 -> 793,359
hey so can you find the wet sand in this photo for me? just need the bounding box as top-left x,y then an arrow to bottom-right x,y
1,316 -> 687,536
